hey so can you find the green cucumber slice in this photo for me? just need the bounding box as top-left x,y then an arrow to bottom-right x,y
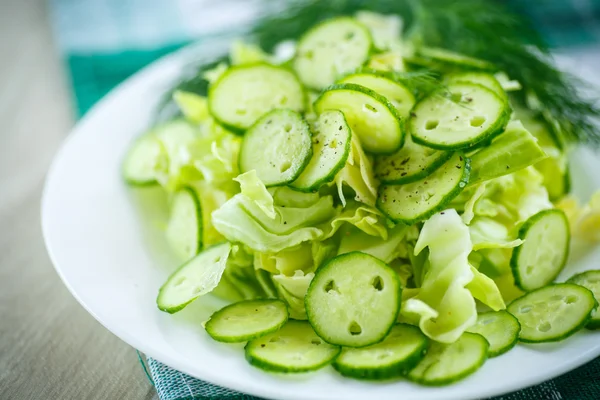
166,187 -> 202,261
416,47 -> 496,71
445,72 -> 505,98
567,270 -> 600,329
466,311 -> 521,357
122,135 -> 167,185
314,83 -> 404,154
374,135 -> 451,184
245,321 -> 341,373
510,209 -> 570,291
410,82 -> 510,150
377,152 -> 470,225
338,70 -> 416,117
407,332 -> 489,386
507,283 -> 598,342
294,17 -> 372,90
239,109 -> 312,187
205,299 -> 288,343
333,324 -> 428,380
208,63 -> 305,133
305,252 -> 401,348
157,243 -> 231,313
290,110 -> 351,192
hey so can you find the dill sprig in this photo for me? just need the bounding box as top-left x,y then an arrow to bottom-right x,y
162,0 -> 600,145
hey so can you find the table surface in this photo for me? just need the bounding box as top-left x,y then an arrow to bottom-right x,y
0,1 -> 155,399
1,1 -> 600,400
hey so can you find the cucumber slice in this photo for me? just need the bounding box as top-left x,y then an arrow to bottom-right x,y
208,63 -> 305,133
122,135 -> 167,185
510,209 -> 570,291
416,47 -> 496,71
305,252 -> 401,348
374,135 -> 451,184
157,243 -> 231,313
239,109 -> 312,187
166,187 -> 202,261
338,70 -> 416,117
507,283 -> 598,342
205,299 -> 288,343
294,17 -> 372,90
333,324 -> 428,380
407,332 -> 489,386
245,321 -> 341,373
290,110 -> 351,192
445,72 -> 505,98
377,153 -> 470,225
466,311 -> 521,357
567,270 -> 600,329
410,82 -> 510,150
314,83 -> 404,154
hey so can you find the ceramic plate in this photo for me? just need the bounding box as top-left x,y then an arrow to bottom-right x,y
42,41 -> 600,400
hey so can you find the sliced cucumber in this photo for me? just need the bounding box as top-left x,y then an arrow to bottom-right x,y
245,321 -> 341,373
205,299 -> 288,343
305,252 -> 401,348
166,187 -> 202,261
157,243 -> 231,313
567,270 -> 600,329
333,324 -> 428,380
445,72 -> 505,98
374,135 -> 451,185
338,70 -> 416,117
239,109 -> 312,187
410,82 -> 510,150
377,153 -> 470,225
510,209 -> 570,292
122,135 -> 167,185
294,17 -> 372,90
507,283 -> 598,342
208,63 -> 305,133
314,83 -> 404,154
407,332 -> 489,386
466,311 -> 521,357
416,47 -> 496,71
290,110 -> 351,192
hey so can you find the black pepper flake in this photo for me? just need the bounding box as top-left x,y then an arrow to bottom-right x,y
261,344 -> 266,347
401,172 -> 407,176
339,126 -> 343,131
266,120 -> 272,124
441,212 -> 445,215
392,199 -> 396,203
506,165 -> 510,169
459,156 -> 463,161
424,181 -> 428,184
400,157 -> 410,166
410,112 -> 417,117
466,97 -> 473,102
284,221 -> 287,225
456,165 -> 461,169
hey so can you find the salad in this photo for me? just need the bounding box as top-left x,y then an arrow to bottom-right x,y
123,9 -> 600,386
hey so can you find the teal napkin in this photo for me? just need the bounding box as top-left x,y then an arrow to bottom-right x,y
49,0 -> 600,399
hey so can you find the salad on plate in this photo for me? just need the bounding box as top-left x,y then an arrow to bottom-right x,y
122,4 -> 600,387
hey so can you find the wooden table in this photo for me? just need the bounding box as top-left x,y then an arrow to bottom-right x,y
0,1 -> 155,398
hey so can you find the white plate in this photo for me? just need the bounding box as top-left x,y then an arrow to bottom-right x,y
42,43 -> 600,400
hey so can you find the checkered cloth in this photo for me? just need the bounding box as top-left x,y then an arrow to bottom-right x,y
49,0 -> 600,399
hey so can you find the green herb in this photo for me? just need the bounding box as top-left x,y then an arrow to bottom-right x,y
162,0 -> 600,145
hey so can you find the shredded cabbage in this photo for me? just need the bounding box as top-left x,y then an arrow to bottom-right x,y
402,210 -> 478,343
334,135 -> 378,207
557,192 -> 600,242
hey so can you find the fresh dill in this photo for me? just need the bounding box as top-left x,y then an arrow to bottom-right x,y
162,0 -> 600,145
